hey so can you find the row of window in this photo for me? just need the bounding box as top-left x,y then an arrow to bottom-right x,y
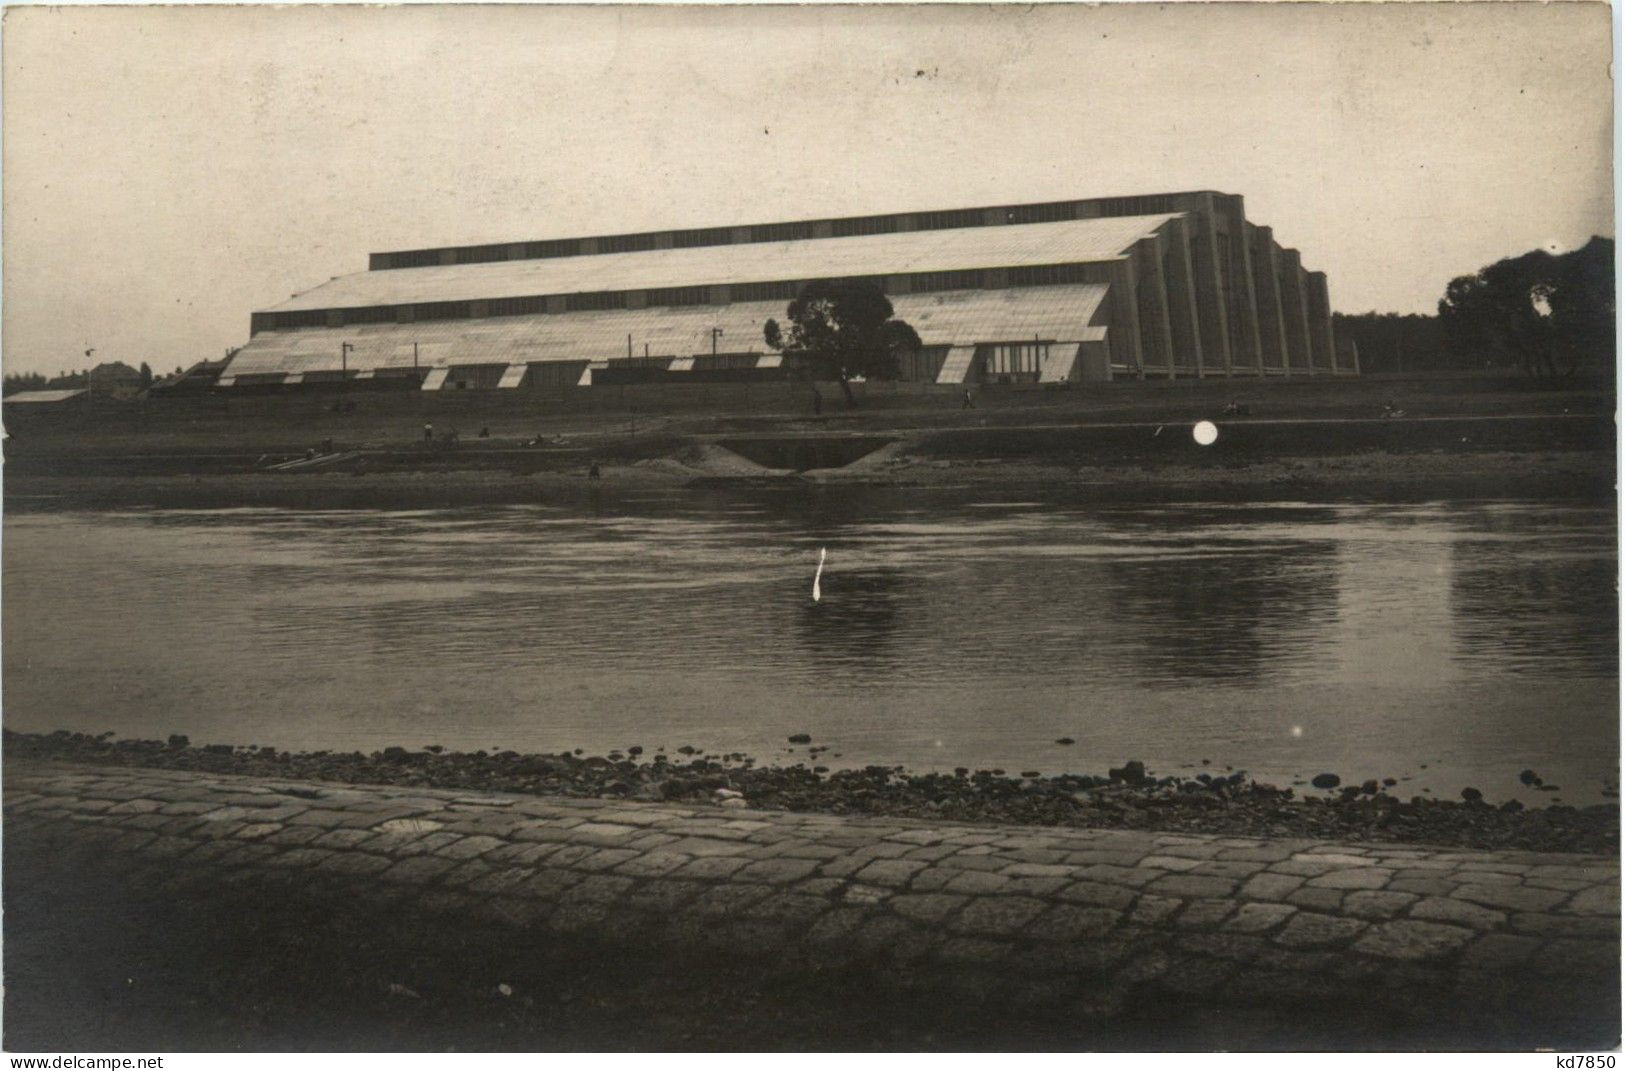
258,263 -> 1106,332
644,285 -> 711,307
1096,195 -> 1178,217
373,196 -> 1195,270
1007,263 -> 1100,287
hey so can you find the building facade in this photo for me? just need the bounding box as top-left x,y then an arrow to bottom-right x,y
223,190 -> 1354,392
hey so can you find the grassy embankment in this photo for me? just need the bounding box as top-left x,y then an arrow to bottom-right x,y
3,373 -> 1614,509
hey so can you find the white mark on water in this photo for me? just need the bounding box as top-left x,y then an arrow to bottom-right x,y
1290,725 -> 1304,738
1193,420 -> 1219,446
812,546 -> 825,602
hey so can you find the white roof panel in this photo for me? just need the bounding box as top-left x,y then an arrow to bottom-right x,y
261,216 -> 1175,313
3,389 -> 87,403
227,285 -> 1111,377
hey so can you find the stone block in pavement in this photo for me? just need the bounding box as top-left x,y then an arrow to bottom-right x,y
1410,896 -> 1506,931
948,896 -> 1048,937
1563,884 -> 1621,916
1224,902 -> 1297,934
1239,872 -> 1305,901
1451,883 -> 1567,913
1306,867 -> 1393,891
1144,873 -> 1238,899
1273,912 -> 1368,948
1024,904 -> 1121,942
888,893 -> 970,924
1353,919 -> 1476,962
1341,890 -> 1417,920
1056,880 -> 1136,909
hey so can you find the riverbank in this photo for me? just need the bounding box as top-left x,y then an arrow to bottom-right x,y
8,731 -> 1615,855
4,446 -> 1613,512
6,758 -> 1618,1050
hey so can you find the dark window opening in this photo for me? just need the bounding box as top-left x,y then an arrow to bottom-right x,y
750,221 -> 816,243
524,239 -> 580,258
600,234 -> 659,254
489,296 -> 550,317
908,269 -> 984,292
414,301 -> 472,322
732,280 -> 799,303
455,244 -> 511,265
1096,195 -> 1177,217
1005,202 -> 1076,225
565,291 -> 628,312
831,216 -> 899,238
645,286 -> 711,307
1008,263 -> 1092,288
671,228 -> 733,249
915,208 -> 986,231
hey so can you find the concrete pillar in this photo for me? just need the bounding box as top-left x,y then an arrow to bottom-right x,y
1276,246 -> 1314,372
1305,271 -> 1336,372
1160,217 -> 1205,374
1214,196 -> 1264,374
1185,195 -> 1233,374
1247,224 -> 1291,375
1106,260 -> 1145,377
1134,236 -> 1176,377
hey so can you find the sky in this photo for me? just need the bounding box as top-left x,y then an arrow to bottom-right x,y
2,2 -> 1613,378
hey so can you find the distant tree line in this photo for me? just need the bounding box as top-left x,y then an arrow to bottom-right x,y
3,360 -> 166,396
1336,236 -> 1614,382
1331,313 -> 1449,374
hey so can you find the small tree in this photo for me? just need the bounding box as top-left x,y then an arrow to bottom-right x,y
1438,237 -> 1614,382
763,279 -> 922,406
139,362 -> 153,389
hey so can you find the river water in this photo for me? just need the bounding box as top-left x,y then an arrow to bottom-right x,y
3,490 -> 1616,804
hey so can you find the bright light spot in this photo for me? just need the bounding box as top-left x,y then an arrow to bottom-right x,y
1290,725 -> 1304,738
934,739 -> 944,748
1193,420 -> 1219,446
1530,286 -> 1554,318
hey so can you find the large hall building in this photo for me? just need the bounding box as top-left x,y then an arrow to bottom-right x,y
222,189 -> 1355,392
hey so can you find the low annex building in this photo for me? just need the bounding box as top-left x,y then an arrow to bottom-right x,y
224,190 -> 1354,392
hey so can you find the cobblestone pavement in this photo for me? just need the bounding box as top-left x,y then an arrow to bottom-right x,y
7,761 -> 1619,1040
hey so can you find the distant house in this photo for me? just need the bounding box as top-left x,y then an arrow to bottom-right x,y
86,361 -> 143,395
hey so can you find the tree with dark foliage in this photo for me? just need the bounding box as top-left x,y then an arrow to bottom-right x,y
763,280 -> 922,406
2,372 -> 48,396
1438,237 -> 1614,382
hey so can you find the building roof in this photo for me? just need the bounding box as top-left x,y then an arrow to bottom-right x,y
260,215 -> 1176,314
228,284 -> 1111,377
3,389 -> 87,404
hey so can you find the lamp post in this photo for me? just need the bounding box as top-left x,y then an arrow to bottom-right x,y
711,327 -> 724,356
340,342 -> 354,402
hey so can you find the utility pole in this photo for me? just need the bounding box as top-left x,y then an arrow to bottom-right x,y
711,327 -> 724,356
341,342 -> 354,397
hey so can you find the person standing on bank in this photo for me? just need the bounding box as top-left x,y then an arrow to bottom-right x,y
961,388 -> 975,410
423,423 -> 433,443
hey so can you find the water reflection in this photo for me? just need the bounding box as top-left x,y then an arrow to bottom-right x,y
2,493 -> 1616,801
796,568 -> 912,676
1449,527 -> 1618,677
1100,541 -> 1340,684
